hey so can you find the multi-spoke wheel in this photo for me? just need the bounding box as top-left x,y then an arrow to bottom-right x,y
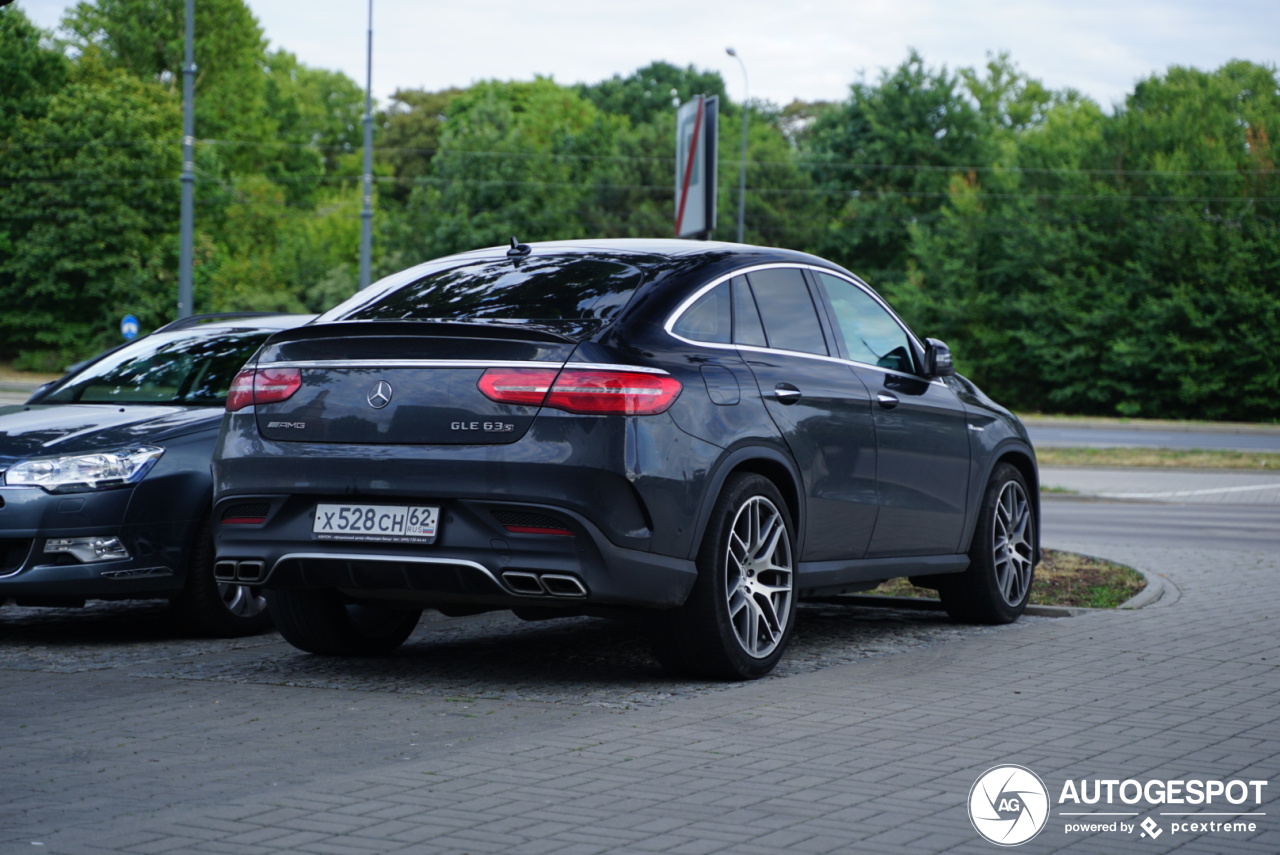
722,493 -> 794,659
990,477 -> 1035,607
647,473 -> 796,679
939,463 -> 1037,624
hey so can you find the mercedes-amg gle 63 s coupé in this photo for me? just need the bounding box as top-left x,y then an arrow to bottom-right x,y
212,239 -> 1038,678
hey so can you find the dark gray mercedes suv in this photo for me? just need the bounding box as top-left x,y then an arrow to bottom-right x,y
212,239 -> 1038,678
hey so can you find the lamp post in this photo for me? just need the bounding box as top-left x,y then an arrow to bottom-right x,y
178,0 -> 195,317
358,0 -> 374,289
725,47 -> 748,243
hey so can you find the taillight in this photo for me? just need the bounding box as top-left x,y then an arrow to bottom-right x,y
479,367 -> 681,415
225,367 -> 302,412
477,368 -> 559,407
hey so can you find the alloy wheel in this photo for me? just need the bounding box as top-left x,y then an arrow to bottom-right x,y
992,480 -> 1034,607
722,495 -> 794,659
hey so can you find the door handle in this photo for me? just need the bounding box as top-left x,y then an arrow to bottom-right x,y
877,392 -> 900,410
773,383 -> 802,405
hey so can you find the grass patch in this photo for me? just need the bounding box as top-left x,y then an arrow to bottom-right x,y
0,362 -> 60,384
868,549 -> 1146,609
1037,446 -> 1280,470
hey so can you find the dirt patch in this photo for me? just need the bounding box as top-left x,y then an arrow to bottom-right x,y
869,549 -> 1146,609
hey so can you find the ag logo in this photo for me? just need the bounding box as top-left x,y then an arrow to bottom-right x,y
969,765 -> 1050,846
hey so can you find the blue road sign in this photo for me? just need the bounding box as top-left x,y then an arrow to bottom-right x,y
121,314 -> 140,340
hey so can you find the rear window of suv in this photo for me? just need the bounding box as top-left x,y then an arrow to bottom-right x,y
329,256 -> 646,322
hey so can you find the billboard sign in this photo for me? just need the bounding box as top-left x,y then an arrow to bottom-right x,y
675,95 -> 718,238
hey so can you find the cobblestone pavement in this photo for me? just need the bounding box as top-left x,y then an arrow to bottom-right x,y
2,492 -> 1278,853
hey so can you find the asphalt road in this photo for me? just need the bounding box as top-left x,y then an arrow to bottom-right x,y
1041,497 -> 1280,551
1027,423 -> 1280,452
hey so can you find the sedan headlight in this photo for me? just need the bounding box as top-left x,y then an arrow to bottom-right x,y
4,446 -> 165,492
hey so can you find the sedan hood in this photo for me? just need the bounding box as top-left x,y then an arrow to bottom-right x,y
0,404 -> 221,470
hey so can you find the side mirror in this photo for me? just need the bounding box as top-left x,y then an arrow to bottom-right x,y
925,338 -> 955,377
24,382 -> 52,404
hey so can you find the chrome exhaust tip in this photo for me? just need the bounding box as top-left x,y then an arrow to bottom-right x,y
540,574 -> 588,598
501,571 -> 546,595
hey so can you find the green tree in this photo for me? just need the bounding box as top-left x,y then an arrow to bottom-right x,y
713,98 -> 826,249
0,6 -> 70,140
802,50 -> 990,285
60,0 -> 270,147
378,87 -> 463,206
1092,61 -> 1280,418
891,65 -> 1102,410
0,59 -> 181,366
578,61 -> 725,127
394,78 -> 626,259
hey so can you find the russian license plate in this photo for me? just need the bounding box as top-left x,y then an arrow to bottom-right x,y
313,503 -> 440,544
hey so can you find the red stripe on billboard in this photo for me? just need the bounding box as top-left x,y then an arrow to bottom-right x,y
674,96 -> 704,236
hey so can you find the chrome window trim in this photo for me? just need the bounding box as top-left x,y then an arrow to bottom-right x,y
663,262 -> 938,383
734,344 -> 949,387
256,359 -> 671,376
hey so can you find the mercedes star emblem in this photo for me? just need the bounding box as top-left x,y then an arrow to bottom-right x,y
366,380 -> 393,409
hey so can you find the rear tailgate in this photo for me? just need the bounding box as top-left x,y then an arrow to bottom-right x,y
248,321 -> 575,445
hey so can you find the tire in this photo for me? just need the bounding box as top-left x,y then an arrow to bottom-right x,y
266,588 -> 421,656
648,473 -> 796,680
171,518 -> 272,637
939,463 -> 1036,624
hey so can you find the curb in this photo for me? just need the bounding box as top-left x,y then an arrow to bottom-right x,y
817,594 -> 1089,618
1118,564 -> 1178,610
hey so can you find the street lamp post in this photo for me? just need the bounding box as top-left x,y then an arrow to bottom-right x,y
358,0 -> 374,289
725,47 -> 748,243
178,0 -> 195,317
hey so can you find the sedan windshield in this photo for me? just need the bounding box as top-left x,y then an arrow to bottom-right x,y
42,330 -> 271,406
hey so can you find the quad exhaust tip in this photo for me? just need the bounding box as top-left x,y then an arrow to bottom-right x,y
214,560 -> 267,584
500,571 -> 588,598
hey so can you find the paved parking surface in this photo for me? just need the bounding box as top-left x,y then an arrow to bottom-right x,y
2,479 -> 1279,853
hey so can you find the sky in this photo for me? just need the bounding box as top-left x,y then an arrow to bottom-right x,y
16,0 -> 1280,112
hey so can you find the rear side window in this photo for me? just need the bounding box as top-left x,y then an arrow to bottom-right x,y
667,275 -> 777,348
732,276 -> 768,347
333,256 -> 645,322
671,282 -> 732,343
745,268 -> 828,356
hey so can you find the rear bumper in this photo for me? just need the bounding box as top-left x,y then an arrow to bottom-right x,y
212,408 -> 727,611
212,494 -> 697,611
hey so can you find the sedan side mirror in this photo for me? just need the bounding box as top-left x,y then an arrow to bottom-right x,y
24,381 -> 55,405
925,338 -> 955,377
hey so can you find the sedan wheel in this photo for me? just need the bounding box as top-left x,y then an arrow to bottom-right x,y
218,581 -> 268,620
173,518 -> 272,637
